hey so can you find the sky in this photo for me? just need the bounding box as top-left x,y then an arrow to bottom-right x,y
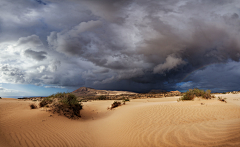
1,0 -> 240,96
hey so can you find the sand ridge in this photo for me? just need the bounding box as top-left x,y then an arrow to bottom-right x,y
0,95 -> 240,147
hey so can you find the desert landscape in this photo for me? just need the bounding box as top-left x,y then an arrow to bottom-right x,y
1,91 -> 240,147
1,0 -> 240,147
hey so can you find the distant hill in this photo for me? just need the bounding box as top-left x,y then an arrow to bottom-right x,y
72,87 -> 137,97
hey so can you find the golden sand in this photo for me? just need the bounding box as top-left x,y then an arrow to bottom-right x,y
0,95 -> 240,147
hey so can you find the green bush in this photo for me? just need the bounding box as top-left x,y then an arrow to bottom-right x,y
39,97 -> 53,107
179,88 -> 212,101
222,92 -> 226,94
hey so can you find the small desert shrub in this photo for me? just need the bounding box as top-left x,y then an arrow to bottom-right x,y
52,93 -> 83,119
98,95 -> 107,100
122,97 -> 130,105
179,88 -> 212,101
0,97 -> 2,99
110,101 -> 121,109
60,93 -> 79,105
30,103 -> 37,109
181,90 -> 195,100
218,97 -> 227,103
39,97 -> 53,107
122,97 -> 130,102
222,92 -> 226,94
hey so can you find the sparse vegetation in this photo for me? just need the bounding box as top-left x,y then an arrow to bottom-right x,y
108,101 -> 122,110
179,88 -> 212,101
122,97 -> 130,102
222,92 -> 226,94
51,93 -> 83,119
39,97 -> 53,107
38,92 -> 83,119
122,97 -> 130,105
218,96 -> 227,103
30,103 -> 37,109
98,95 -> 107,100
48,92 -> 69,99
109,101 -> 122,109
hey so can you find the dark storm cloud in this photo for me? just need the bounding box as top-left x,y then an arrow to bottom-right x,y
176,61 -> 240,92
24,49 -> 47,61
1,0 -> 240,92
35,0 -> 47,5
44,0 -> 240,92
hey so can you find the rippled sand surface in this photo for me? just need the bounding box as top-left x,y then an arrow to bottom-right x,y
0,95 -> 240,147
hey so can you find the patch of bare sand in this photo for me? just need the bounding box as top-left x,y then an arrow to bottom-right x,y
0,96 -> 240,147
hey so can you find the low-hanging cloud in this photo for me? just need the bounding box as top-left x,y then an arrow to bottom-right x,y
153,55 -> 186,74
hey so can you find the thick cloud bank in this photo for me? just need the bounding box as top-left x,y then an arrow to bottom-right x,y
1,0 -> 240,93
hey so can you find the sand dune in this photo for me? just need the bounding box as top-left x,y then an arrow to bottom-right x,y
0,95 -> 240,147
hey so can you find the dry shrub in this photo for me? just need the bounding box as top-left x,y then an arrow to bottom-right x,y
180,88 -> 212,101
39,93 -> 83,119
30,103 -> 37,109
109,101 -> 121,110
39,98 -> 53,107
51,94 -> 83,119
218,97 -> 227,103
98,95 -> 107,100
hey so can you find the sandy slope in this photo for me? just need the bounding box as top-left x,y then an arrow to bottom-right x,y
0,95 -> 240,147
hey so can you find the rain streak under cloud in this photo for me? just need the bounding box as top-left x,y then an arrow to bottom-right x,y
1,0 -> 240,96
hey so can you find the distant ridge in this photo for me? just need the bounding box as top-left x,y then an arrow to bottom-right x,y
72,87 -> 137,96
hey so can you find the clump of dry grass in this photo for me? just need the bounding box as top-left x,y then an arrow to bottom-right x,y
108,101 -> 122,110
218,97 -> 227,103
